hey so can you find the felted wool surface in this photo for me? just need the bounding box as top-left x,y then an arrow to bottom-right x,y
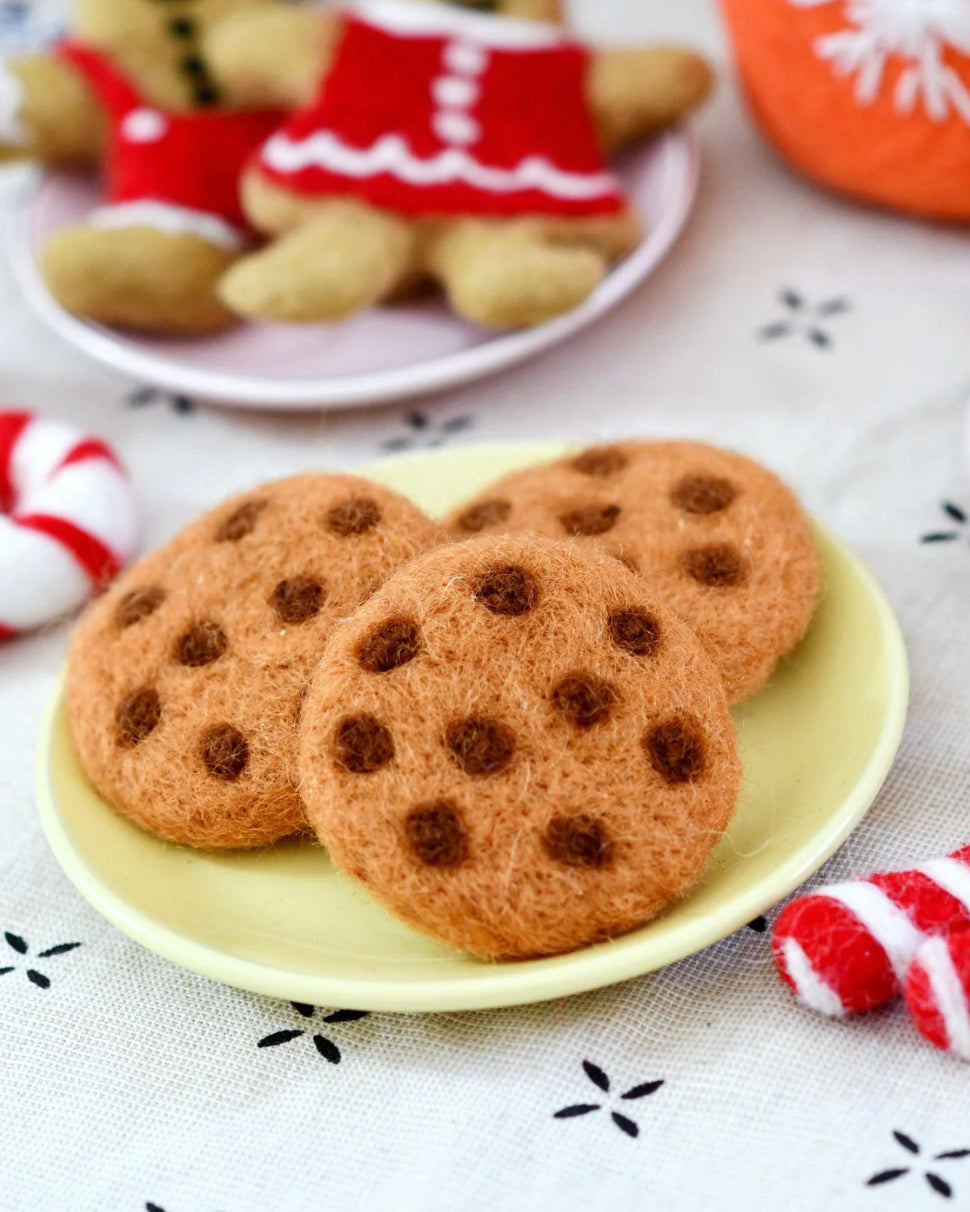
772,845 -> 970,1018
67,0 -> 280,114
40,226 -> 242,335
298,534 -> 741,960
719,0 -> 970,222
66,473 -> 443,850
1,0 -> 286,334
250,6 -> 627,221
445,441 -> 820,704
905,932 -> 970,1061
208,0 -> 711,329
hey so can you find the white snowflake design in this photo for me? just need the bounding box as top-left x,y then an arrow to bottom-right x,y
788,0 -> 970,123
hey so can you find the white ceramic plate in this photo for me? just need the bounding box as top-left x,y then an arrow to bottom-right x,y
35,443 -> 909,1013
6,131 -> 699,410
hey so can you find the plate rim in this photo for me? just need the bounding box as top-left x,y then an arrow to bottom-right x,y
35,469 -> 909,1013
6,129 -> 699,410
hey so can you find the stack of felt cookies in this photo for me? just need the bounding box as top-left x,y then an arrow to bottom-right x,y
66,441 -> 820,960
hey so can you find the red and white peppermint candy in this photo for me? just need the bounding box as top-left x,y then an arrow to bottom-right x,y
772,844 -> 970,1017
0,410 -> 138,637
906,931 -> 970,1062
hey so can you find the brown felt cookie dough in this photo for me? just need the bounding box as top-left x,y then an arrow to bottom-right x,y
67,473 -> 443,850
299,535 -> 741,960
445,441 -> 820,704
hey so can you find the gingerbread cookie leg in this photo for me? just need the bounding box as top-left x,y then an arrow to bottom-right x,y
587,47 -> 714,154
41,223 -> 238,335
219,200 -> 420,323
427,219 -> 609,329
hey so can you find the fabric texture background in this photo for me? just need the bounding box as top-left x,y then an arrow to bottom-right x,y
3,1 -> 970,1208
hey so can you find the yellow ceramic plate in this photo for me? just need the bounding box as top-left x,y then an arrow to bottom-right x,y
36,443 -> 909,1013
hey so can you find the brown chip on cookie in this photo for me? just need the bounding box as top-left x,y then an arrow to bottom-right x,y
445,441 -> 820,704
67,474 -> 443,849
299,535 -> 741,960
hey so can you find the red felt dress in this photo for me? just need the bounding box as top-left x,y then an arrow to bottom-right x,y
254,0 -> 626,220
58,41 -> 283,247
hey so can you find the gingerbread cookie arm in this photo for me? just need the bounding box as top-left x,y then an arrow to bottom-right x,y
586,45 -> 713,154
0,53 -> 103,164
204,7 -> 342,110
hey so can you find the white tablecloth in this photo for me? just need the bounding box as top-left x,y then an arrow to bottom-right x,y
4,2 -> 970,1209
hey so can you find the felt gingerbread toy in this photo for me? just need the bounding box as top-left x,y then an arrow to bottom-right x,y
205,0 -> 713,329
0,0 -> 287,334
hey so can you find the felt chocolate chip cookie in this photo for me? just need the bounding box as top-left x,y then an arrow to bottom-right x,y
299,535 -> 741,959
67,474 -> 442,849
445,441 -> 820,703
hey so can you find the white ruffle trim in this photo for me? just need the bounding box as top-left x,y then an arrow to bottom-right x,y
88,202 -> 245,250
350,0 -> 568,49
261,130 -> 619,202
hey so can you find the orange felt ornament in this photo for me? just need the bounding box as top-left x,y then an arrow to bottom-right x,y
719,0 -> 970,221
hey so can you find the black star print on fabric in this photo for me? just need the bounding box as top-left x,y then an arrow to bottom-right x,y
746,915 -> 769,933
145,1203 -> 220,1212
381,410 -> 473,453
0,2 -> 28,32
553,1060 -> 664,1138
0,931 -> 81,989
257,1002 -> 369,1064
921,501 -> 968,544
758,289 -> 849,349
126,386 -> 196,416
866,1131 -> 970,1199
